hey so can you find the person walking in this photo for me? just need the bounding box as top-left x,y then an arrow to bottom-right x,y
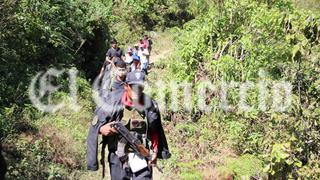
87,71 -> 171,180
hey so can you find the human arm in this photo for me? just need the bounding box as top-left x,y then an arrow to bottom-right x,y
149,131 -> 159,165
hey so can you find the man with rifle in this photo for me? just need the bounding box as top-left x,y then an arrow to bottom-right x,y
87,70 -> 170,179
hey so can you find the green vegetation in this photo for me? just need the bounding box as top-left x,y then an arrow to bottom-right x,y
295,0 -> 320,14
1,0 -> 320,179
157,0 -> 320,179
217,154 -> 265,179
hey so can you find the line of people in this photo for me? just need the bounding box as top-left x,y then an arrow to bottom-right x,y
87,35 -> 170,180
125,36 -> 152,74
98,36 -> 152,94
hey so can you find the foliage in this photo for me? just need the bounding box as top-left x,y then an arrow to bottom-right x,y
0,0 -> 111,109
3,76 -> 93,179
163,0 -> 320,178
1,0 -> 320,179
0,0 -> 199,178
110,0 -> 213,44
217,154 -> 265,179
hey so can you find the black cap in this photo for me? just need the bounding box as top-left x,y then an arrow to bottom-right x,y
126,71 -> 145,85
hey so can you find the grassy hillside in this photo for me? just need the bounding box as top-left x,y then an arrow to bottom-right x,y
152,1 -> 320,179
295,0 -> 320,14
1,0 -> 320,179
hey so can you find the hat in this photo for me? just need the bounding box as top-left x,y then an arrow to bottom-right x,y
126,71 -> 145,85
134,43 -> 139,47
127,47 -> 132,53
132,54 -> 140,61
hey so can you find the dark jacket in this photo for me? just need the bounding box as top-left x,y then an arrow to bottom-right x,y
86,89 -> 171,171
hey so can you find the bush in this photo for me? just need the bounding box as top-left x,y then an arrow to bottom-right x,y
163,0 -> 320,178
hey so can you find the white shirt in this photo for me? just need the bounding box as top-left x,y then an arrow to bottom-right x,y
138,49 -> 149,64
125,54 -> 133,63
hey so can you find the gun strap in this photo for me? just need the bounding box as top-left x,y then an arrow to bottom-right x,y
100,138 -> 107,178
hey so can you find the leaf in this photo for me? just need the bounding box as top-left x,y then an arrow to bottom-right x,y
291,44 -> 301,60
294,160 -> 302,168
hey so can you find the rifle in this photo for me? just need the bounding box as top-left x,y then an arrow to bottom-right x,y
111,122 -> 163,173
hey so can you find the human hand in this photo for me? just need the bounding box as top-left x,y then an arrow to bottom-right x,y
148,151 -> 157,166
99,122 -> 118,136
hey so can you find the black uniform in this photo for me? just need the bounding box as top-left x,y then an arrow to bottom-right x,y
106,47 -> 123,60
86,89 -> 170,179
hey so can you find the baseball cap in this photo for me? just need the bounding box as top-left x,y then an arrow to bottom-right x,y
126,71 -> 145,85
132,55 -> 140,61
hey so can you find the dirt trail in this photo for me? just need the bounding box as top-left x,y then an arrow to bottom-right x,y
79,32 -> 174,180
150,48 -> 172,64
149,31 -> 174,64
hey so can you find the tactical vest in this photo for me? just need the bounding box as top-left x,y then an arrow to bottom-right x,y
116,106 -> 150,162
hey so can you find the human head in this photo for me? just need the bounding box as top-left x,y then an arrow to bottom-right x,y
132,55 -> 141,69
114,57 -> 127,79
139,44 -> 144,50
110,39 -> 118,49
127,47 -> 133,56
134,43 -> 139,50
125,71 -> 145,100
